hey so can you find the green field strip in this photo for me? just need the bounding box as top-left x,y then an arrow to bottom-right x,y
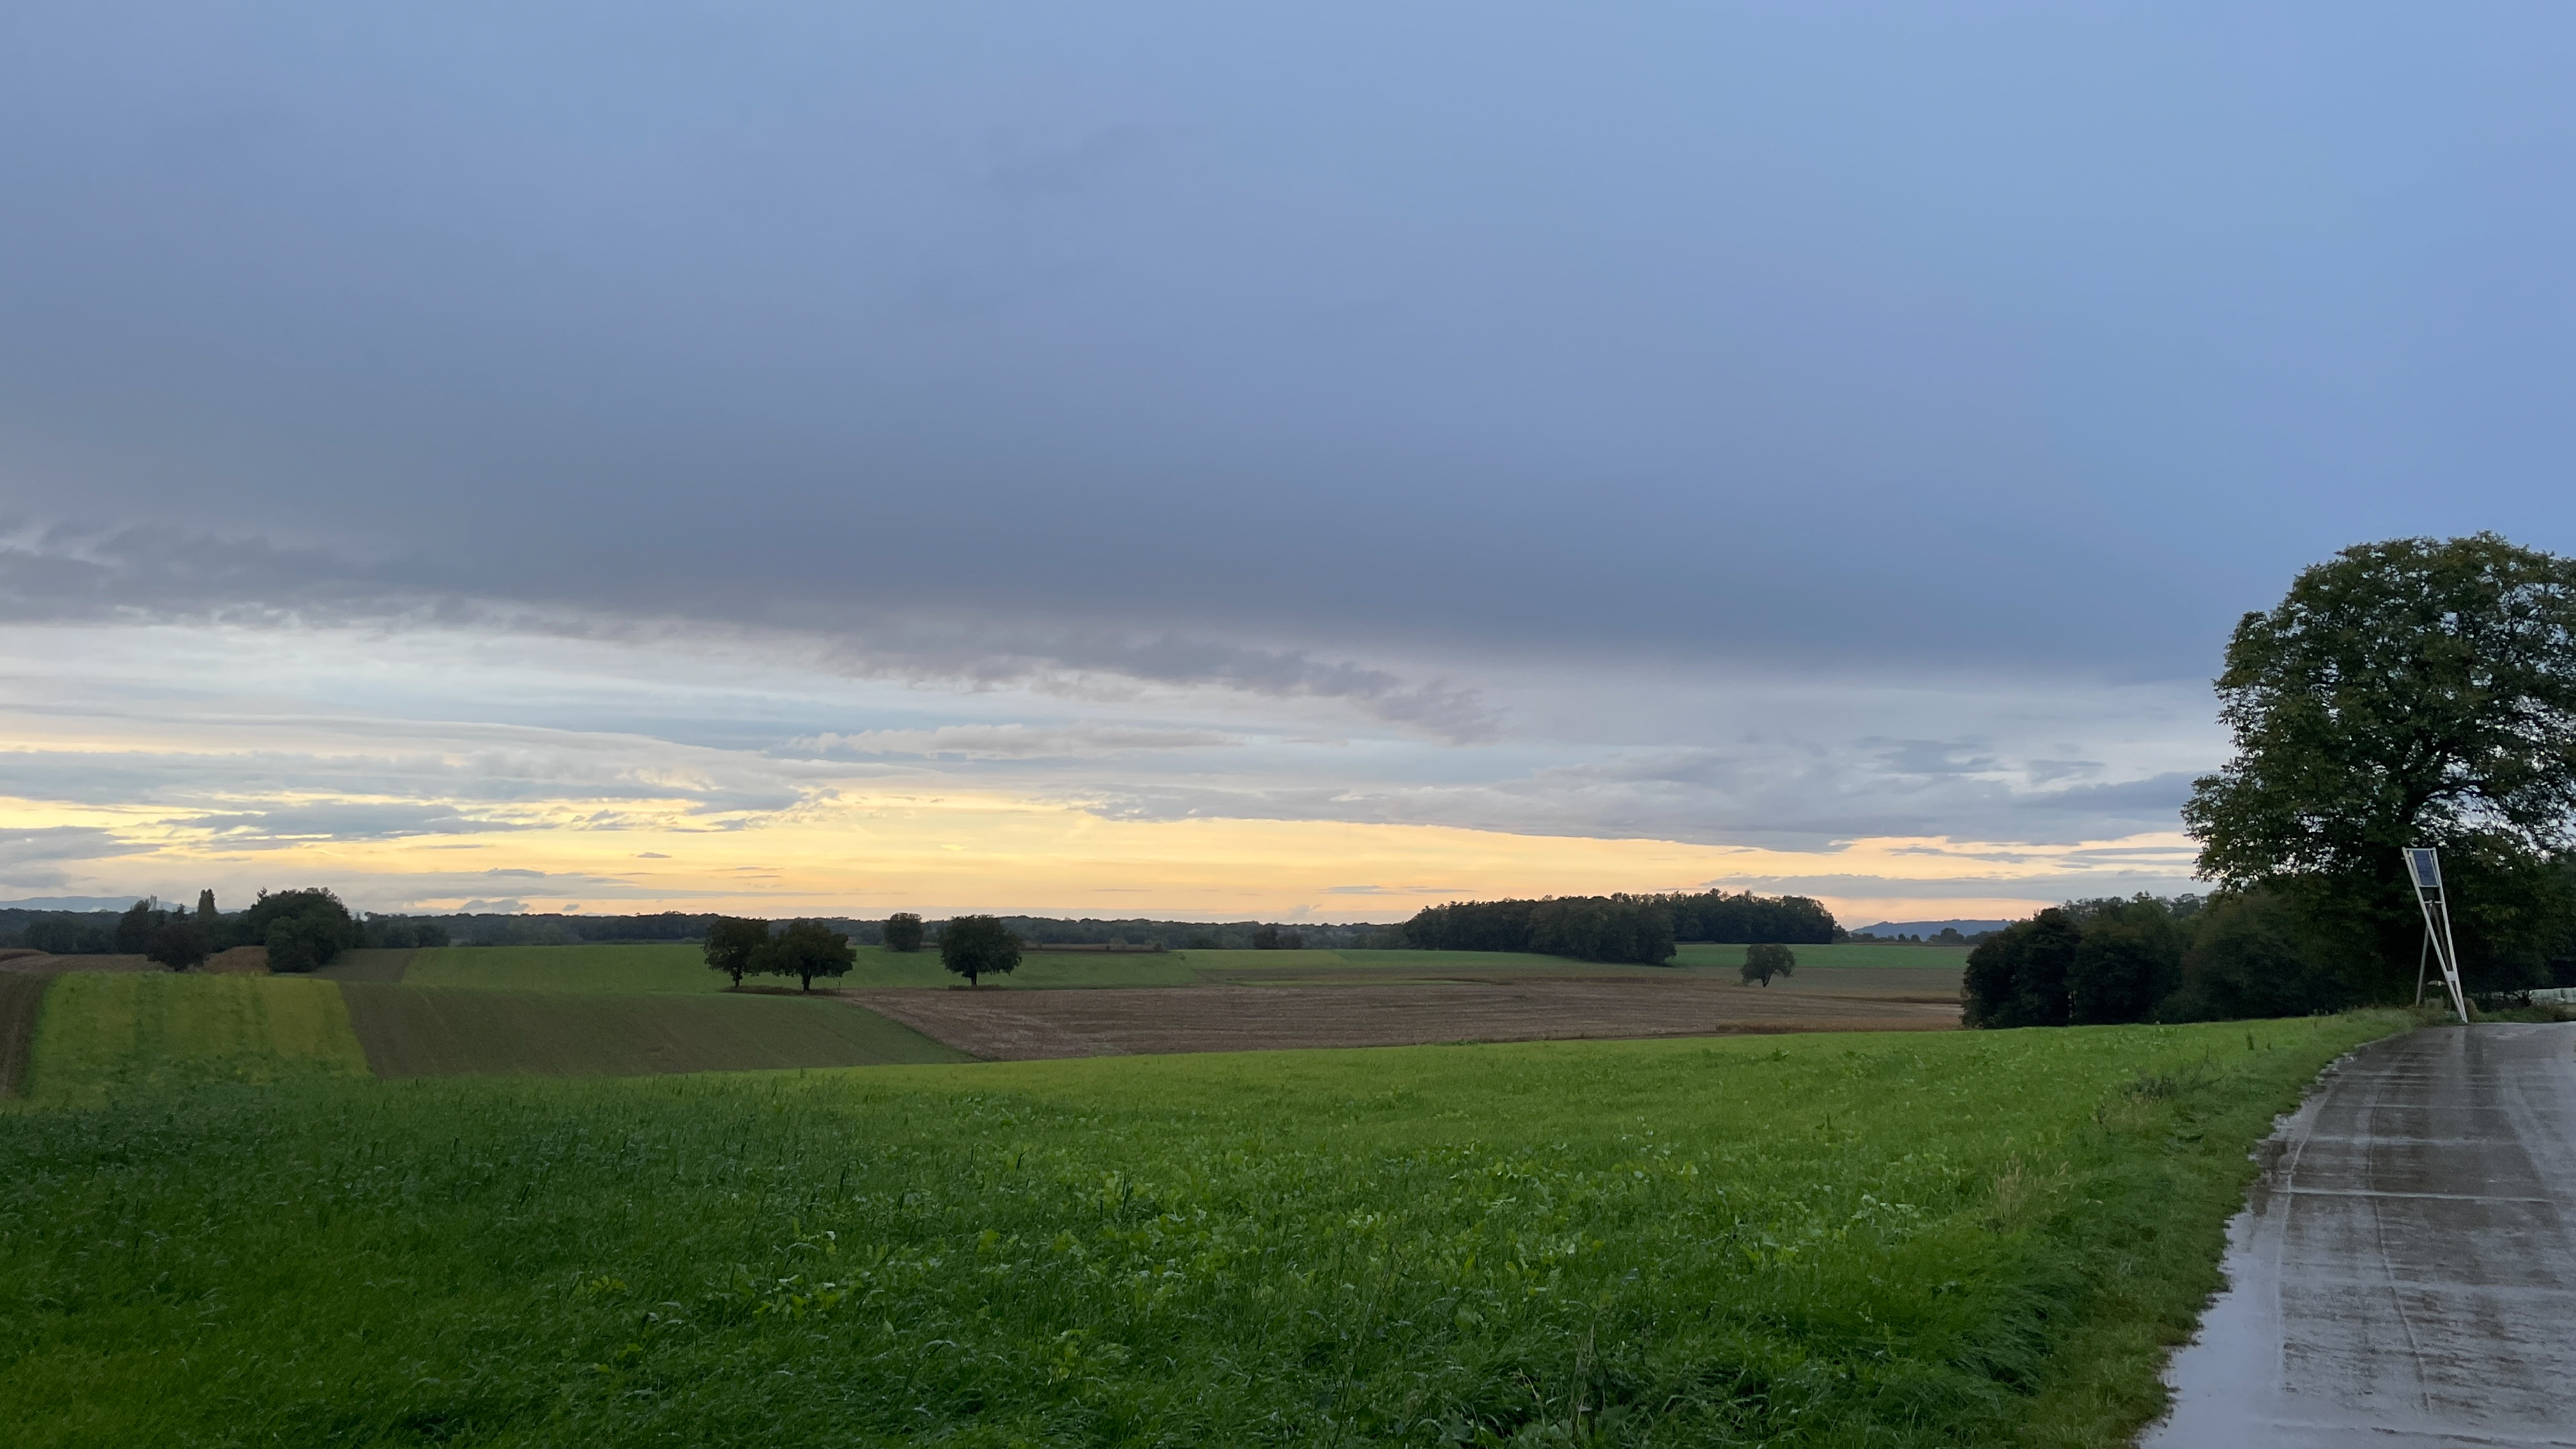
338,985 -> 973,1078
311,947 -> 415,983
0,973 -> 48,1100
411,942 -> 1209,993
405,943 -> 730,993
0,1013 -> 2407,1445
1670,940 -> 1974,970
25,974 -> 369,1100
399,942 -> 1970,997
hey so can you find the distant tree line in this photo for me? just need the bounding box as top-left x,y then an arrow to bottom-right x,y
1853,927 -> 1997,947
1398,890 -> 1836,965
1,889 -> 378,973
1659,891 -> 1839,944
2,905 -> 1400,956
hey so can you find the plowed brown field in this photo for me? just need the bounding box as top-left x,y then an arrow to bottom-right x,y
846,976 -> 1959,1061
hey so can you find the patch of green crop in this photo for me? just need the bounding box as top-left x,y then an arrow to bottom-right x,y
340,986 -> 972,1077
845,949 -> 1204,990
1669,942 -> 1972,970
0,1014 -> 2402,1445
26,973 -> 368,1100
408,944 -> 728,993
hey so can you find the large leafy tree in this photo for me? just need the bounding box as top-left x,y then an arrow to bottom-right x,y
2183,535 -> 2576,997
242,888 -> 358,973
1739,943 -> 1795,986
145,919 -> 207,972
882,912 -> 925,953
758,920 -> 856,992
703,917 -> 769,988
939,915 -> 1021,987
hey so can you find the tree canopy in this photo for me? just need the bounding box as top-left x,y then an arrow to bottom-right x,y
145,919 -> 207,972
1740,943 -> 1795,986
703,917 -> 769,987
939,916 -> 1021,986
2183,534 -> 2576,996
759,920 -> 856,992
882,912 -> 925,953
243,889 -> 358,974
1400,895 -> 1685,963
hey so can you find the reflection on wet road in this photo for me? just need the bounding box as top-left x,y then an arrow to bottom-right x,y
2145,1023 -> 2576,1448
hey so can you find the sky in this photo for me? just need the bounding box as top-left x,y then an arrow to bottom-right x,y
2,3 -> 2572,925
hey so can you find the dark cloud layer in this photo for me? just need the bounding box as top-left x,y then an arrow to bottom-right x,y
3,4 -> 2570,691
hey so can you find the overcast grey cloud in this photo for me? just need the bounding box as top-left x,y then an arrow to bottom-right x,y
5,4 -> 2570,678
1,4 -> 2570,914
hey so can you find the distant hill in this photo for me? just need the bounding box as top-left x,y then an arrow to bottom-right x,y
1848,918 -> 2016,939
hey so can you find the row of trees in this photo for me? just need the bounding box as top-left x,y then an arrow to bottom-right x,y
1659,891 -> 1839,944
1399,889 -> 1835,964
63,889 -> 368,973
703,918 -> 859,991
1400,896 -> 1675,963
15,893 -> 442,961
1965,890 -> 2368,1027
702,914 -> 1028,989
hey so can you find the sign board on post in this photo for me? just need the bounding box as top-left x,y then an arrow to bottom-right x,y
2407,847 -> 2469,1023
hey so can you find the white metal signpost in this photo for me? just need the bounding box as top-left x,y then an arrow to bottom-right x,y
2407,847 -> 2470,1024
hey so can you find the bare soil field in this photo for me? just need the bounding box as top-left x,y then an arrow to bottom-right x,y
205,946 -> 269,974
0,971 -> 48,1097
845,977 -> 1960,1061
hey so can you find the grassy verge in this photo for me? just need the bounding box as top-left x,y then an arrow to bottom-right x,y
0,1013 -> 2402,1444
24,973 -> 368,1100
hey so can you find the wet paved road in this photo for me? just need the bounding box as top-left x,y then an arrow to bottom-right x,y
2145,1023 -> 2576,1447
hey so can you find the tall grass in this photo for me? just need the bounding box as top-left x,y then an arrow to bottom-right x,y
0,1015 -> 2401,1445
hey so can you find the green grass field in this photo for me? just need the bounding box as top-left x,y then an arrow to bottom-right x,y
23,973 -> 369,1099
407,944 -> 732,993
847,948 -> 1204,990
1671,941 -> 1972,970
0,1011 -> 2404,1445
410,944 -> 1206,993
401,942 -> 1963,997
340,985 -> 970,1077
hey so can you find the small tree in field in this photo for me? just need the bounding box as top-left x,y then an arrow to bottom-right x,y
760,920 -> 856,992
883,912 -> 925,953
704,916 -> 769,988
146,920 -> 208,972
1741,942 -> 1795,986
940,915 -> 1020,987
